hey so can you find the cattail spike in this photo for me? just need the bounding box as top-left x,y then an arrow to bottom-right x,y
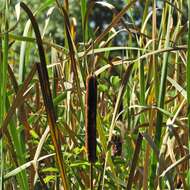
85,74 -> 97,163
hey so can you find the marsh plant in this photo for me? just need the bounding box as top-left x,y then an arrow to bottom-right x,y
0,0 -> 190,189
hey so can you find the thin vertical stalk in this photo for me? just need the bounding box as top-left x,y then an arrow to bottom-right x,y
150,2 -> 173,188
148,1 -> 158,189
139,52 -> 145,123
80,0 -> 88,42
152,0 -> 158,102
90,163 -> 93,190
155,0 -> 172,156
143,109 -> 155,190
0,1 -> 8,188
187,0 -> 190,187
126,133 -> 143,190
139,0 -> 149,123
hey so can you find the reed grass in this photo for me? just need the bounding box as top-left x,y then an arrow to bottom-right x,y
187,1 -> 190,187
150,2 -> 173,188
0,2 -> 8,188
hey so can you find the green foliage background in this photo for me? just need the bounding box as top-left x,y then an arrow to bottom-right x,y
0,0 -> 189,189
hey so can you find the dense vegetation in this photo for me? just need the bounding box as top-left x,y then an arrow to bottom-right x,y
0,0 -> 190,189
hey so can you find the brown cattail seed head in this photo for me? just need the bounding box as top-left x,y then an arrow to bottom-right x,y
85,74 -> 97,163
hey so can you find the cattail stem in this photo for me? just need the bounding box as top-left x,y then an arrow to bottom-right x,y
90,163 -> 93,190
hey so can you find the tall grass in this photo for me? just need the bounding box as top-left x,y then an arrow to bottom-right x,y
150,2 -> 173,188
187,0 -> 190,187
0,2 -> 8,188
0,0 -> 189,189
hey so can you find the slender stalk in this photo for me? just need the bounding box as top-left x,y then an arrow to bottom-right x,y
126,133 -> 143,190
0,1 -> 8,188
90,163 -> 93,190
139,0 -> 149,123
152,0 -> 158,102
143,109 -> 155,190
150,2 -> 173,188
187,0 -> 190,187
80,0 -> 88,42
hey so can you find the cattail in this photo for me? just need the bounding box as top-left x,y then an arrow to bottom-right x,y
85,74 -> 97,163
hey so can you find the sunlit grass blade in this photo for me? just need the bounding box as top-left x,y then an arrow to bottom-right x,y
19,20 -> 31,84
143,107 -> 155,190
4,153 -> 55,180
152,0 -> 158,101
143,1 -> 158,189
138,0 -> 150,124
80,0 -> 88,42
187,0 -> 190,187
155,0 -> 173,153
150,2 -> 173,188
